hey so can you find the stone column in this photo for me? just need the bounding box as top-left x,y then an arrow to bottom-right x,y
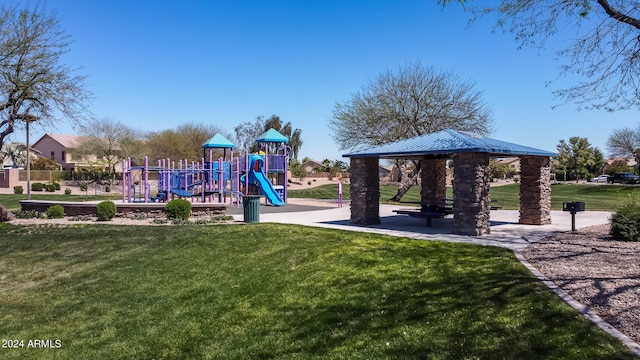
519,156 -> 552,225
349,157 -> 380,225
420,158 -> 447,205
452,153 -> 491,236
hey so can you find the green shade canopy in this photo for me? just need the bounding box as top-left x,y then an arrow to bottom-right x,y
256,128 -> 288,143
201,133 -> 235,149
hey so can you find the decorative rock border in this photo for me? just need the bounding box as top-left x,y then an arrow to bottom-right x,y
19,200 -> 226,217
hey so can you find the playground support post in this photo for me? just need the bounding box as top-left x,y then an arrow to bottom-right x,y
121,158 -> 126,203
144,156 -> 150,203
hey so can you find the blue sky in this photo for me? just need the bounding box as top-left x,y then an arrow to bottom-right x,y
8,0 -> 637,161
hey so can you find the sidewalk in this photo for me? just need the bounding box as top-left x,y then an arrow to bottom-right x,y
231,204 -> 612,252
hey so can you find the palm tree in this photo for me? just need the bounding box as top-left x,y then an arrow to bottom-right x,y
1,143 -> 27,168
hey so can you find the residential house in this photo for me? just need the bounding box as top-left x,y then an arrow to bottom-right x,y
603,158 -> 637,174
496,157 -> 521,176
32,133 -> 99,170
302,160 -> 325,174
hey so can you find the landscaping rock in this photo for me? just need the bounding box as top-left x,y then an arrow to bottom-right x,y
0,204 -> 15,222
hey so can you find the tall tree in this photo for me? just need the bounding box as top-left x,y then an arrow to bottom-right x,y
555,136 -> 598,181
330,62 -> 492,200
234,114 -> 303,160
607,125 -> 640,166
0,4 -> 90,147
146,122 -> 232,162
75,117 -> 145,181
445,1 -> 640,111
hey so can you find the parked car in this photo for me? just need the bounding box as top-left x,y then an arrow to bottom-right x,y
589,175 -> 609,183
607,172 -> 640,184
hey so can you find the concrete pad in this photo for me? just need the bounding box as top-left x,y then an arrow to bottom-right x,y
233,205 -> 612,251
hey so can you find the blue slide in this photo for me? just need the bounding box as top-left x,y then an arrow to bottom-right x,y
249,155 -> 285,206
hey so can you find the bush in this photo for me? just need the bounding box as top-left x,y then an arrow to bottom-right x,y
96,201 -> 116,221
64,188 -> 72,195
46,205 -> 65,219
31,182 -> 44,191
165,199 -> 192,220
610,201 -> 640,241
13,186 -> 23,194
307,181 -> 312,185
104,185 -> 111,192
45,184 -> 56,192
79,182 -> 88,191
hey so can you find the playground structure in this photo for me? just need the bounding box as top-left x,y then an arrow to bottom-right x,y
121,129 -> 289,206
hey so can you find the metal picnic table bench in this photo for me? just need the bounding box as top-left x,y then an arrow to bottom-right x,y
392,199 -> 454,227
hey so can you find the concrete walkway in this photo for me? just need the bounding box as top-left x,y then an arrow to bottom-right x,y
231,203 -> 612,252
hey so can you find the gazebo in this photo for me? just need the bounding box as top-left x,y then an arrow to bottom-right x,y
343,129 -> 557,236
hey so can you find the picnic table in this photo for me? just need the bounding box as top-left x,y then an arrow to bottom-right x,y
392,199 -> 454,226
392,199 -> 501,226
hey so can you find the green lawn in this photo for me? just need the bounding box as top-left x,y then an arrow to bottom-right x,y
289,183 -> 640,211
0,194 -> 121,211
0,223 -> 636,359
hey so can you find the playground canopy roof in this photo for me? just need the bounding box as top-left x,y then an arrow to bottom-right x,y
202,133 -> 235,149
256,128 -> 288,143
342,129 -> 558,159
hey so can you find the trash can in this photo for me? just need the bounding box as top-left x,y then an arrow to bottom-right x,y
243,195 -> 261,223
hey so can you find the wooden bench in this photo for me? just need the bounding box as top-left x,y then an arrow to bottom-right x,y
392,209 -> 448,226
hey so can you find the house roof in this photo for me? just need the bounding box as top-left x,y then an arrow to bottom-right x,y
342,129 -> 557,159
256,128 -> 288,143
201,133 -> 235,149
33,133 -> 86,149
302,160 -> 324,167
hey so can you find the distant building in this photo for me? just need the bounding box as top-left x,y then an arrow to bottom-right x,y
32,134 -> 97,170
302,160 -> 325,174
603,158 -> 637,173
496,157 -> 521,175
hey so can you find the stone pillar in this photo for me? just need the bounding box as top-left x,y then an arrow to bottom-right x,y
452,153 -> 491,236
349,157 -> 380,225
519,156 -> 552,225
420,158 -> 447,205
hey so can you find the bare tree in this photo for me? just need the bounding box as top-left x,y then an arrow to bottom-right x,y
75,117 -> 144,182
447,1 -> 640,111
0,4 -> 90,147
330,62 -> 492,200
607,125 -> 640,166
147,122 -> 232,162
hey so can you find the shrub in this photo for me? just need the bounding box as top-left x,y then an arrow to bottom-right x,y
64,188 -> 72,195
13,186 -> 23,194
79,182 -> 88,191
165,199 -> 192,220
104,185 -> 111,192
12,210 -> 45,219
45,184 -> 56,192
610,200 -> 640,241
307,181 -> 312,185
31,182 -> 44,191
50,181 -> 61,190
46,205 -> 65,219
96,201 -> 116,221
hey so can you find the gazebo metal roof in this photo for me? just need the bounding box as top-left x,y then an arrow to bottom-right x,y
342,129 -> 557,158
201,133 -> 235,149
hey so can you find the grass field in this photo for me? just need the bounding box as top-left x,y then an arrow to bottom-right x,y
0,194 -> 122,211
288,183 -> 640,211
0,224 -> 636,359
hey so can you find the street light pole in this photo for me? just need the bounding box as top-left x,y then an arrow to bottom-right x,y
26,120 -> 31,200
